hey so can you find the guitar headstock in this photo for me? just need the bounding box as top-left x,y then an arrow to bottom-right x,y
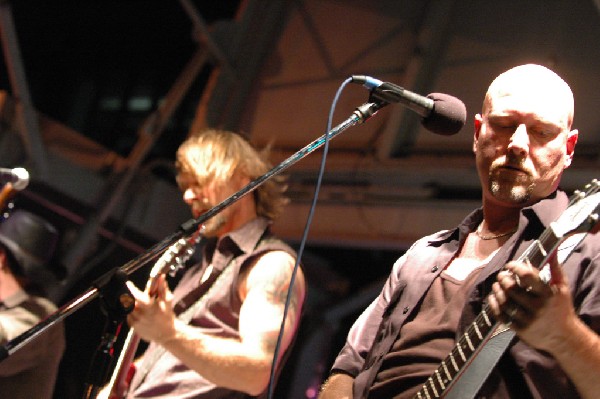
551,179 -> 600,238
149,230 -> 203,280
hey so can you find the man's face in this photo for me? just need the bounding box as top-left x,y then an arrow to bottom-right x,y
177,172 -> 247,237
473,87 -> 577,207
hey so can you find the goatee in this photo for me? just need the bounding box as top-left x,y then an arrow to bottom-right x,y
488,170 -> 534,204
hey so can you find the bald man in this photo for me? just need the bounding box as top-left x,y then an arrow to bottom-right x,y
318,64 -> 600,399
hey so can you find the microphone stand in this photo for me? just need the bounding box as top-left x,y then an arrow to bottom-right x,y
0,100 -> 385,398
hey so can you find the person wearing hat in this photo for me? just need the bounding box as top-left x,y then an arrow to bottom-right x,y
0,209 -> 65,399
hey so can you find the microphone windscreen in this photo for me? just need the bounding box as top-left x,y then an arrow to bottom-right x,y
423,93 -> 467,136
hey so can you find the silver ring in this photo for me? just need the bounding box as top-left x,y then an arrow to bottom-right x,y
525,285 -> 533,293
507,305 -> 518,318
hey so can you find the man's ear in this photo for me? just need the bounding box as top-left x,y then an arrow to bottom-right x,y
564,129 -> 578,168
473,114 -> 483,152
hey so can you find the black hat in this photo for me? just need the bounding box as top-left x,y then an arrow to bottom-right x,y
0,210 -> 58,278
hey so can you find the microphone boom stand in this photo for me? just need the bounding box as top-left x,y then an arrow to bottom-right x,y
0,100 -> 384,397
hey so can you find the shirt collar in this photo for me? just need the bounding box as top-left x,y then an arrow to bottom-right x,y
527,189 -> 567,228
204,217 -> 271,264
226,217 -> 271,255
427,189 -> 568,245
1,289 -> 29,309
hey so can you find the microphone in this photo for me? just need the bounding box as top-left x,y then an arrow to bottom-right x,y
0,167 -> 30,190
351,75 -> 466,135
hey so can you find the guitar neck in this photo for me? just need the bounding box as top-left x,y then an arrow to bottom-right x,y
413,222 -> 564,398
106,329 -> 141,399
106,273 -> 161,399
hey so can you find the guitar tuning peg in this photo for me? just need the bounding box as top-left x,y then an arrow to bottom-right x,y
168,264 -> 180,277
584,179 -> 600,193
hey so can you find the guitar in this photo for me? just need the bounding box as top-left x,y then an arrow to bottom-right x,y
413,179 -> 600,399
106,227 -> 203,399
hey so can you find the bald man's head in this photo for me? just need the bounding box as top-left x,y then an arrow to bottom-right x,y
483,64 -> 574,130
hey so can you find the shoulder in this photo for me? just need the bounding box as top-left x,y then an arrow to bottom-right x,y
241,232 -> 299,282
239,250 -> 305,299
245,250 -> 298,283
7,292 -> 57,317
404,229 -> 456,255
255,235 -> 297,257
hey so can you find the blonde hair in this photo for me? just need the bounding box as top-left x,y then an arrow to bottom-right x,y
176,129 -> 289,220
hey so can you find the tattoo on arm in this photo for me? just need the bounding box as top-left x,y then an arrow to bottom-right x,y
254,259 -> 302,354
264,262 -> 300,319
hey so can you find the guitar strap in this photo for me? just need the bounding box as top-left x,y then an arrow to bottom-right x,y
444,232 -> 586,399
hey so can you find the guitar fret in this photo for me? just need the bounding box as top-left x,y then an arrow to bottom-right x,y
533,240 -> 547,257
449,353 -> 459,372
457,343 -> 466,362
482,310 -> 492,326
435,370 -> 446,390
442,361 -> 452,381
424,385 -> 432,399
474,321 -> 483,339
429,377 -> 439,397
464,332 -> 474,351
531,233 -> 560,267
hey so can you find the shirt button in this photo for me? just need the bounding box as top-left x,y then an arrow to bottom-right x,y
431,265 -> 439,272
402,306 -> 409,314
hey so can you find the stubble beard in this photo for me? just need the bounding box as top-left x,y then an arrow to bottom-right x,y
201,213 -> 228,237
488,171 -> 534,204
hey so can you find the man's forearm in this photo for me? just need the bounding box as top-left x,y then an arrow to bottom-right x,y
318,372 -> 354,399
549,317 -> 600,399
161,321 -> 272,396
